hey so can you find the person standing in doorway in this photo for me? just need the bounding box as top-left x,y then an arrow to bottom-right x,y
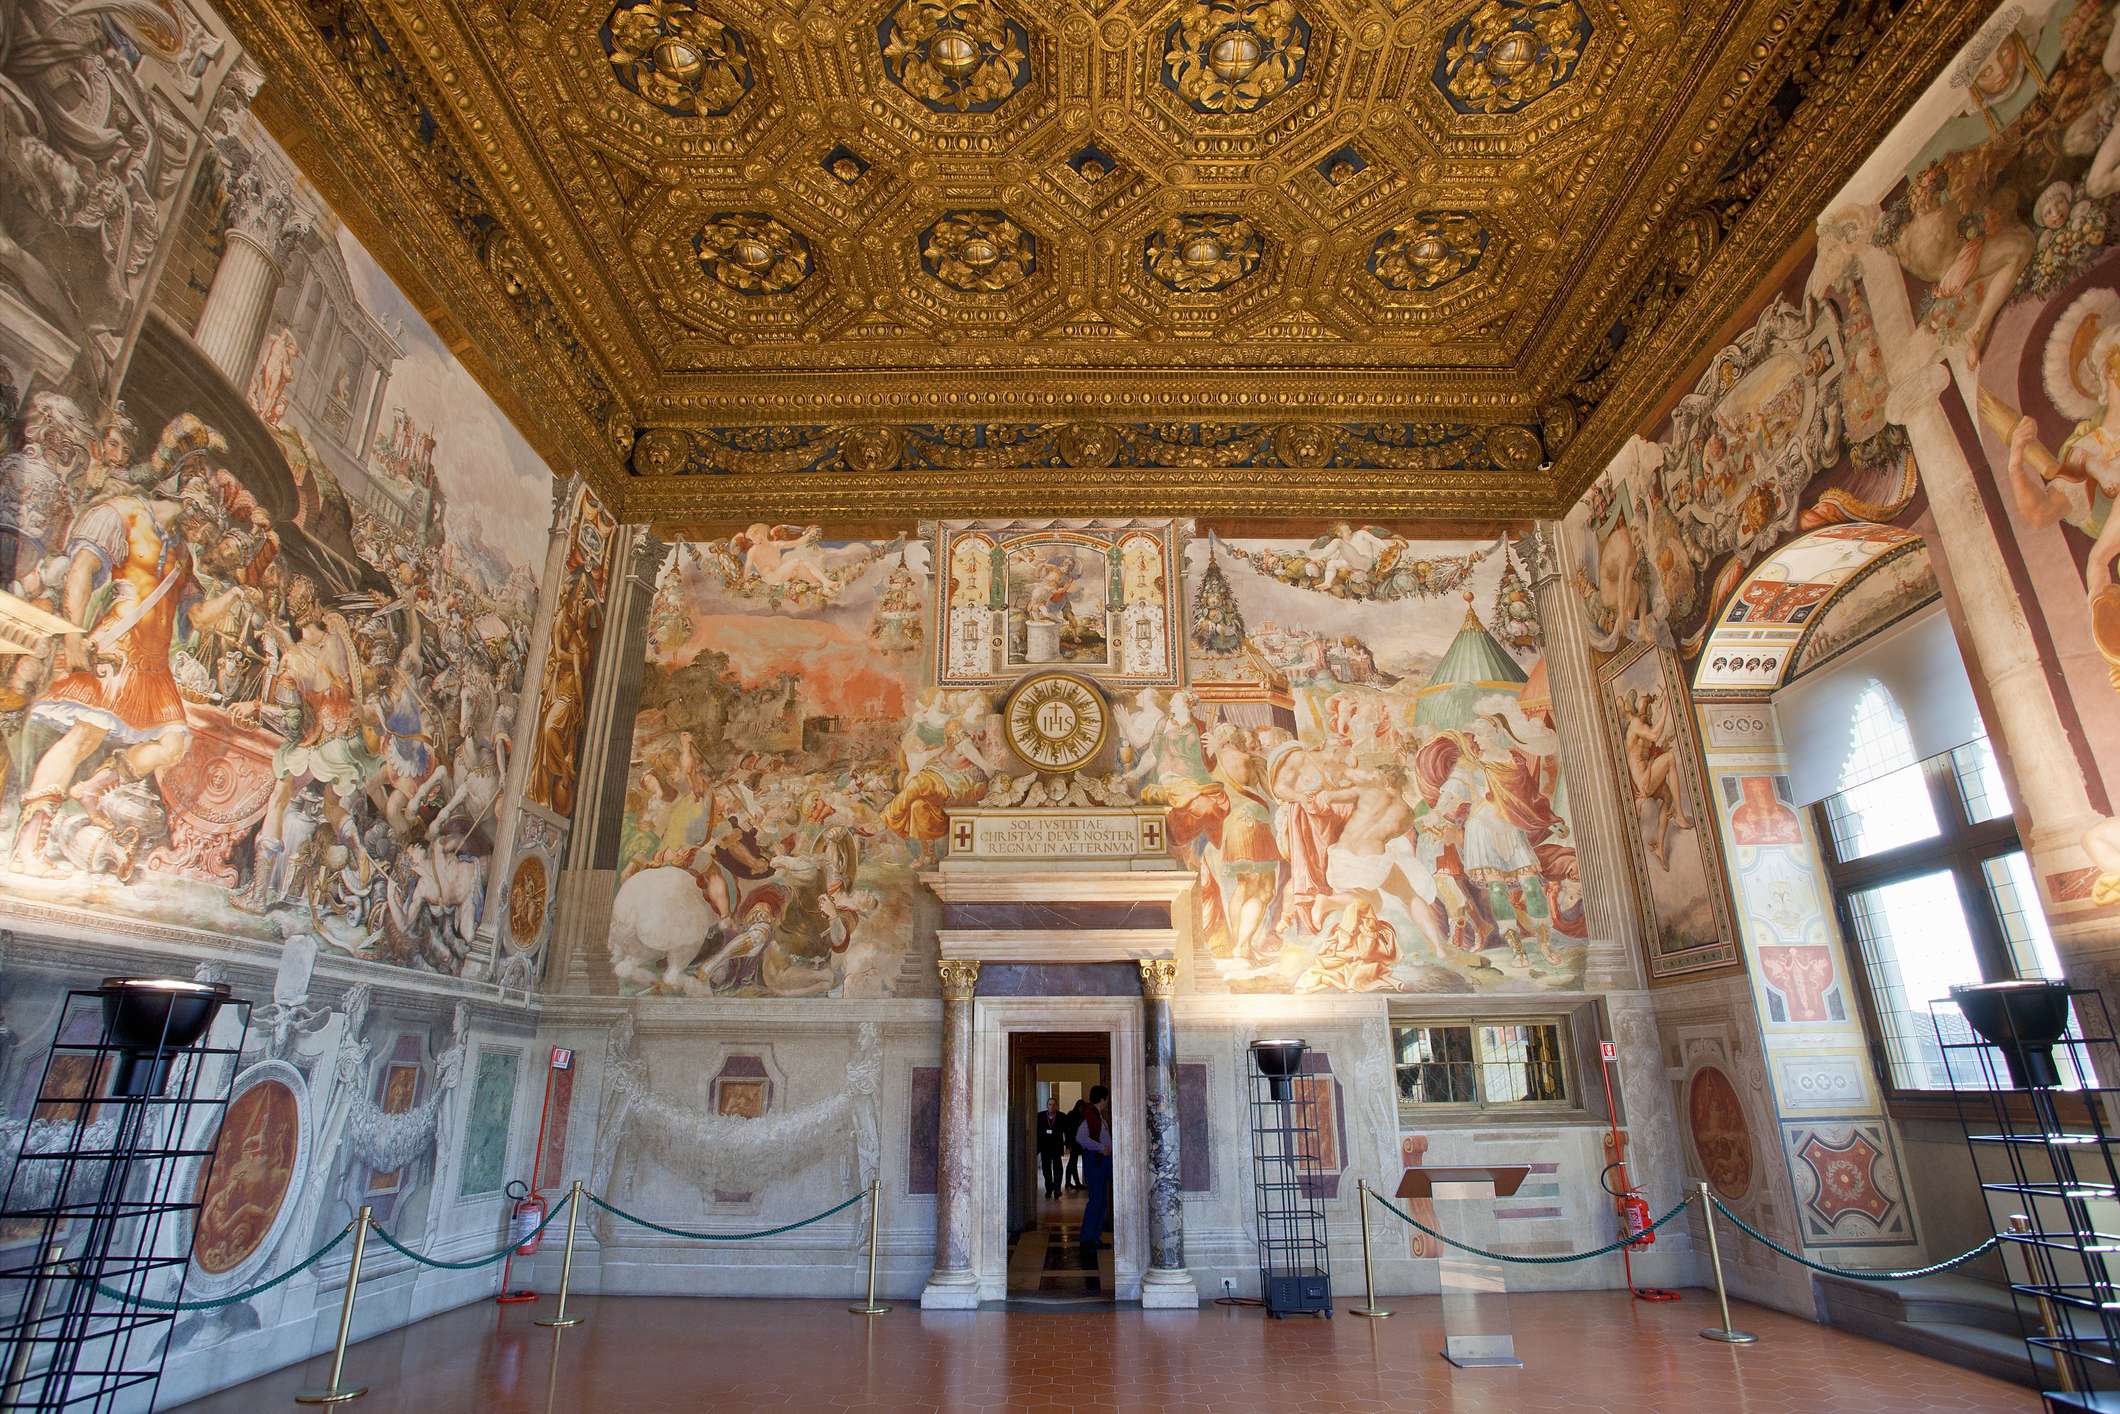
1036,1094 -> 1067,1200
1063,1100 -> 1086,1192
1077,1084 -> 1112,1259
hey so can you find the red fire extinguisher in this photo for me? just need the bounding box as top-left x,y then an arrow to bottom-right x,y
508,1180 -> 547,1256
495,1180 -> 543,1305
1618,1189 -> 1655,1248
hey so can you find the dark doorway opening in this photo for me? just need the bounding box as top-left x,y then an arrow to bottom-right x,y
1006,1031 -> 1111,1302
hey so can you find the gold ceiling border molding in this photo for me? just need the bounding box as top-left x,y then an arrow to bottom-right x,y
623,462 -> 1555,525
1542,0 -> 1996,502
220,0 -> 636,504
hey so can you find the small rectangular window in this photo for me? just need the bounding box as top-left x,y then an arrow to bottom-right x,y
1392,1018 -> 1568,1119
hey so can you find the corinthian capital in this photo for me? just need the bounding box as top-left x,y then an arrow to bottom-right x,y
937,958 -> 981,1001
1138,958 -> 1178,999
224,169 -> 308,264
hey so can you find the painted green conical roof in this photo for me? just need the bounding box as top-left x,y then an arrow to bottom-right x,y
1414,594 -> 1527,731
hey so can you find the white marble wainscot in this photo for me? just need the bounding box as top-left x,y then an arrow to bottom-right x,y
1166,994 -> 1693,1301
526,998 -> 943,1302
0,924 -> 543,1409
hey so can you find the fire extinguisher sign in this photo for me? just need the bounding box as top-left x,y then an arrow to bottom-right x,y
551,1047 -> 574,1071
1599,1041 -> 1616,1062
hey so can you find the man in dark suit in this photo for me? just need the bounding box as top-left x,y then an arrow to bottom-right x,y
1035,1095 -> 1067,1200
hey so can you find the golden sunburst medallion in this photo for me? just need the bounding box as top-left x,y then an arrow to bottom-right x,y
1003,672 -> 1108,773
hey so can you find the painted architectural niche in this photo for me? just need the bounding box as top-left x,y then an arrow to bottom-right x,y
612,520 -> 1586,999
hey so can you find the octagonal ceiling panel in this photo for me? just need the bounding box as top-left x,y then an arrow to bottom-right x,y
221,0 -> 1996,522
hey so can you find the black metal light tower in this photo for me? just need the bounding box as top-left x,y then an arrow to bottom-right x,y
1247,1039 -> 1332,1318
0,978 -> 247,1412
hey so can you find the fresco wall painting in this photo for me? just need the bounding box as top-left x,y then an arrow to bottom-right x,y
1595,643 -> 1737,980
612,521 -> 1591,999
0,111 -> 556,981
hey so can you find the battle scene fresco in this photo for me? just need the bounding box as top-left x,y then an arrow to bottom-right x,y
616,532 -> 936,997
0,110 -> 553,977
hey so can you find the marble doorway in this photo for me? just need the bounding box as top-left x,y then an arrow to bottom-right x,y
974,998 -> 1146,1303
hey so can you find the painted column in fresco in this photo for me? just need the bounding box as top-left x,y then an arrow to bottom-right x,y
478,475 -> 580,957
922,959 -> 981,1308
554,525 -> 661,992
1138,959 -> 1190,1297
1527,521 -> 1649,989
194,173 -> 305,385
1849,243 -> 2104,883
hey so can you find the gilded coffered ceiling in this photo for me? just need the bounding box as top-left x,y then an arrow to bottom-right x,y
221,0 -> 1991,523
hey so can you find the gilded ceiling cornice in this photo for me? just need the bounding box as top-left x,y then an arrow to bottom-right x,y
1545,0 -> 1995,506
211,0 -> 1994,525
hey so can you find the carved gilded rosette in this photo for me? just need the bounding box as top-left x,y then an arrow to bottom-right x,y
1143,214 -> 1263,293
604,1 -> 753,117
1161,0 -> 1310,116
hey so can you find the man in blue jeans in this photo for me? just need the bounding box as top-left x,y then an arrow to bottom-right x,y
1076,1084 -> 1112,1260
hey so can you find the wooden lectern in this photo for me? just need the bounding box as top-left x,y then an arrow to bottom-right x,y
1398,1166 -> 1533,1369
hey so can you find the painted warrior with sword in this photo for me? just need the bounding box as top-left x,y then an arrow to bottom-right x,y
11,418 -> 251,872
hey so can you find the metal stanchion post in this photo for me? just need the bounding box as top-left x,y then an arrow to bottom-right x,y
296,1209 -> 373,1404
536,1182 -> 586,1329
849,1178 -> 891,1315
3,1239 -> 64,1407
1351,1180 -> 1392,1319
2009,1214 -> 2076,1392
1696,1184 -> 1757,1345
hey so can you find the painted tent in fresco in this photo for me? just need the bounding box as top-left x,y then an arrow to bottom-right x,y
1169,531 -> 1585,994
0,112 -> 551,977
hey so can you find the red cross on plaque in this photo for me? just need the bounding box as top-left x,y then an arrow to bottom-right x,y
1141,819 -> 1163,852
952,821 -> 975,852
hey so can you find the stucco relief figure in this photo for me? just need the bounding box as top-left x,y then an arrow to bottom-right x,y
1620,686 -> 1695,867
0,0 -> 188,385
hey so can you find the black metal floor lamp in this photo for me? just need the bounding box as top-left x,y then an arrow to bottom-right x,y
0,978 -> 247,1412
1943,979 -> 2120,1411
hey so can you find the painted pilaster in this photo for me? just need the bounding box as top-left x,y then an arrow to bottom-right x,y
193,171 -> 307,386
552,526 -> 661,994
1853,245 -> 2102,874
1526,521 -> 1648,991
474,476 -> 578,970
922,958 -> 982,1309
1138,959 -> 1198,1307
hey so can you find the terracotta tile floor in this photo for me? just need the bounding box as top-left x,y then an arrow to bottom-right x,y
171,1289 -> 2038,1413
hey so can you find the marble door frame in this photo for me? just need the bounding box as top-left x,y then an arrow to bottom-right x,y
972,996 -> 1147,1302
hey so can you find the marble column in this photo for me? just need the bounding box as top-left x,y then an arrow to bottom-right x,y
193,173 -> 305,387
1138,959 -> 1198,1308
921,958 -> 982,1309
1525,522 -> 1649,991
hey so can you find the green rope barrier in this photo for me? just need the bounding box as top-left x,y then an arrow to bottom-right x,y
90,1223 -> 354,1312
1368,1188 -> 1694,1264
587,1189 -> 866,1242
1709,1197 -> 2001,1281
365,1192 -> 573,1271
